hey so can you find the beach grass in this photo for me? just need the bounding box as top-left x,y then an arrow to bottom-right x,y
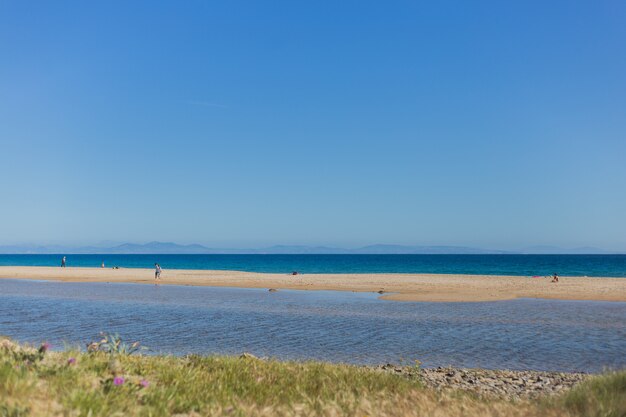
1,338 -> 624,417
557,370 -> 626,417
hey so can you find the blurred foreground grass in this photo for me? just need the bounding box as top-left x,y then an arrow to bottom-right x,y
1,337 -> 624,417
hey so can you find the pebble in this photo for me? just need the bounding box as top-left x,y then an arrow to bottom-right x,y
373,365 -> 589,398
239,352 -> 258,359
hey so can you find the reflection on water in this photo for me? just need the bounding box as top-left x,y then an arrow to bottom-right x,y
0,279 -> 624,372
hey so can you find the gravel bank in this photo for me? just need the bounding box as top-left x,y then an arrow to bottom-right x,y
375,365 -> 590,398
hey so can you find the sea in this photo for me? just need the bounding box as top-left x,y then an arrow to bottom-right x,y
1,254 -> 625,372
1,254 -> 626,276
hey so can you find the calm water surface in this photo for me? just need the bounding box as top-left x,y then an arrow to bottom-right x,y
0,279 -> 624,373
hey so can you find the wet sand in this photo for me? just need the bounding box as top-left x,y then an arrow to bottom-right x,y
0,266 -> 624,302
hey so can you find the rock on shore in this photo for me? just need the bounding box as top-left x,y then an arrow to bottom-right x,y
375,365 -> 589,398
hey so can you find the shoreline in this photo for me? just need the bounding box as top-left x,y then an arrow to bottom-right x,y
2,338 -> 623,416
377,365 -> 591,398
0,336 -> 597,400
1,266 -> 625,302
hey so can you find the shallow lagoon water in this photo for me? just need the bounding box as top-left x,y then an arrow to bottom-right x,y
0,279 -> 624,372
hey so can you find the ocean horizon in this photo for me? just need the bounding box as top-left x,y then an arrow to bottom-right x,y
1,254 -> 625,277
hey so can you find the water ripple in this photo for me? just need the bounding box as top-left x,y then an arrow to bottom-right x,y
0,279 -> 624,372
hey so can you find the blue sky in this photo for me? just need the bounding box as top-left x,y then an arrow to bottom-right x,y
1,1 -> 625,250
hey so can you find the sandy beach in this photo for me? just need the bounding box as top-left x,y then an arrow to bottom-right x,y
0,266 -> 624,302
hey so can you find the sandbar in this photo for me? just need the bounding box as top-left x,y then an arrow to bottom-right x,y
0,266 -> 624,302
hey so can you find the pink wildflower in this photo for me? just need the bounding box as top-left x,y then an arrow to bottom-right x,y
67,357 -> 76,365
140,379 -> 150,388
113,377 -> 125,386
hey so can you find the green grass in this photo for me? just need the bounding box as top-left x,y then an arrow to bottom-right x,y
559,371 -> 626,417
1,338 -> 624,416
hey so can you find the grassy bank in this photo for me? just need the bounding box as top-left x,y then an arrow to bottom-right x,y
1,338 -> 624,417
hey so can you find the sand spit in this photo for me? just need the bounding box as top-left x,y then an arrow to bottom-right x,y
1,266 -> 625,302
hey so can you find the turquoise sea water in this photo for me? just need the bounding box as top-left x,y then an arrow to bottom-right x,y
0,254 -> 625,276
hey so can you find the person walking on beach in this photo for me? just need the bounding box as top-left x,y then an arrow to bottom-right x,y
155,263 -> 162,280
61,256 -> 66,268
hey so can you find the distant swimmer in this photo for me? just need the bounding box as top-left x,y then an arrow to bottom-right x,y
155,263 -> 162,280
61,256 -> 66,268
551,273 -> 559,283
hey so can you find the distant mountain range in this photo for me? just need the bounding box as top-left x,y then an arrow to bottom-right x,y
0,241 -> 620,255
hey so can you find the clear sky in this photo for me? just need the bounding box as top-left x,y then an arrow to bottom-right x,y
1,1 -> 625,250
